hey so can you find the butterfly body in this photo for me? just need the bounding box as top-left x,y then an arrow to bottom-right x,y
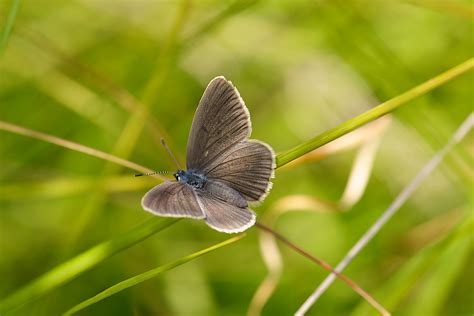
174,169 -> 207,189
142,76 -> 275,233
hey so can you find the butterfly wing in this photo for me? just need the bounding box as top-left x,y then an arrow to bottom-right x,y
186,76 -> 251,172
203,179 -> 248,208
196,186 -> 256,233
141,181 -> 205,219
186,76 -> 275,203
204,140 -> 275,203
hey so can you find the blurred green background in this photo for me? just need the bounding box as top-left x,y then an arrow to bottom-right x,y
0,0 -> 473,315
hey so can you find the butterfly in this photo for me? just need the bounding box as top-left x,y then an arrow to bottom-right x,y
141,76 -> 275,233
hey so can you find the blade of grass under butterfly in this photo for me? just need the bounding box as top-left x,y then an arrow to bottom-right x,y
0,218 -> 179,313
276,57 -> 474,167
63,235 -> 244,315
0,0 -> 21,55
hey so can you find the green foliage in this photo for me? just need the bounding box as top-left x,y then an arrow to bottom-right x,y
64,234 -> 244,315
0,1 -> 472,315
0,218 -> 179,312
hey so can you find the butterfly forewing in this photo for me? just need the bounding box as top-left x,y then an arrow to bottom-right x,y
186,77 -> 251,172
141,182 -> 204,219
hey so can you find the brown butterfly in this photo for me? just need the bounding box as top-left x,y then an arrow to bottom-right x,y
141,76 -> 275,233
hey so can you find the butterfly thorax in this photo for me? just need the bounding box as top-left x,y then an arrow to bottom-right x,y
174,169 -> 207,189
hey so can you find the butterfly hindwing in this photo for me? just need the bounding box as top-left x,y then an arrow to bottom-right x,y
203,179 -> 248,208
196,189 -> 256,233
204,140 -> 275,202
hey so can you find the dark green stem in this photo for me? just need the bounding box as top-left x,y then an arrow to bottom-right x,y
277,57 -> 474,167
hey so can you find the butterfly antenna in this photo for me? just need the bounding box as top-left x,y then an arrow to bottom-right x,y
161,138 -> 182,169
134,171 -> 172,177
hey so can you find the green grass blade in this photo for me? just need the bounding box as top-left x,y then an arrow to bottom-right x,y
63,234 -> 244,315
0,218 -> 179,313
0,0 -> 21,55
276,57 -> 474,167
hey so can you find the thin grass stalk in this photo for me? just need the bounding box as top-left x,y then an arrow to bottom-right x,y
250,131 -> 386,315
256,223 -> 390,316
0,120 -> 164,178
351,212 -> 473,316
295,113 -> 474,315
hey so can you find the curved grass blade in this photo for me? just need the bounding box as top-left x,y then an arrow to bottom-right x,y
63,235 -> 244,315
0,0 -> 21,55
0,218 -> 179,313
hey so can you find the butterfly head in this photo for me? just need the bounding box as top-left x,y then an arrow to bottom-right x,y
174,170 -> 186,182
